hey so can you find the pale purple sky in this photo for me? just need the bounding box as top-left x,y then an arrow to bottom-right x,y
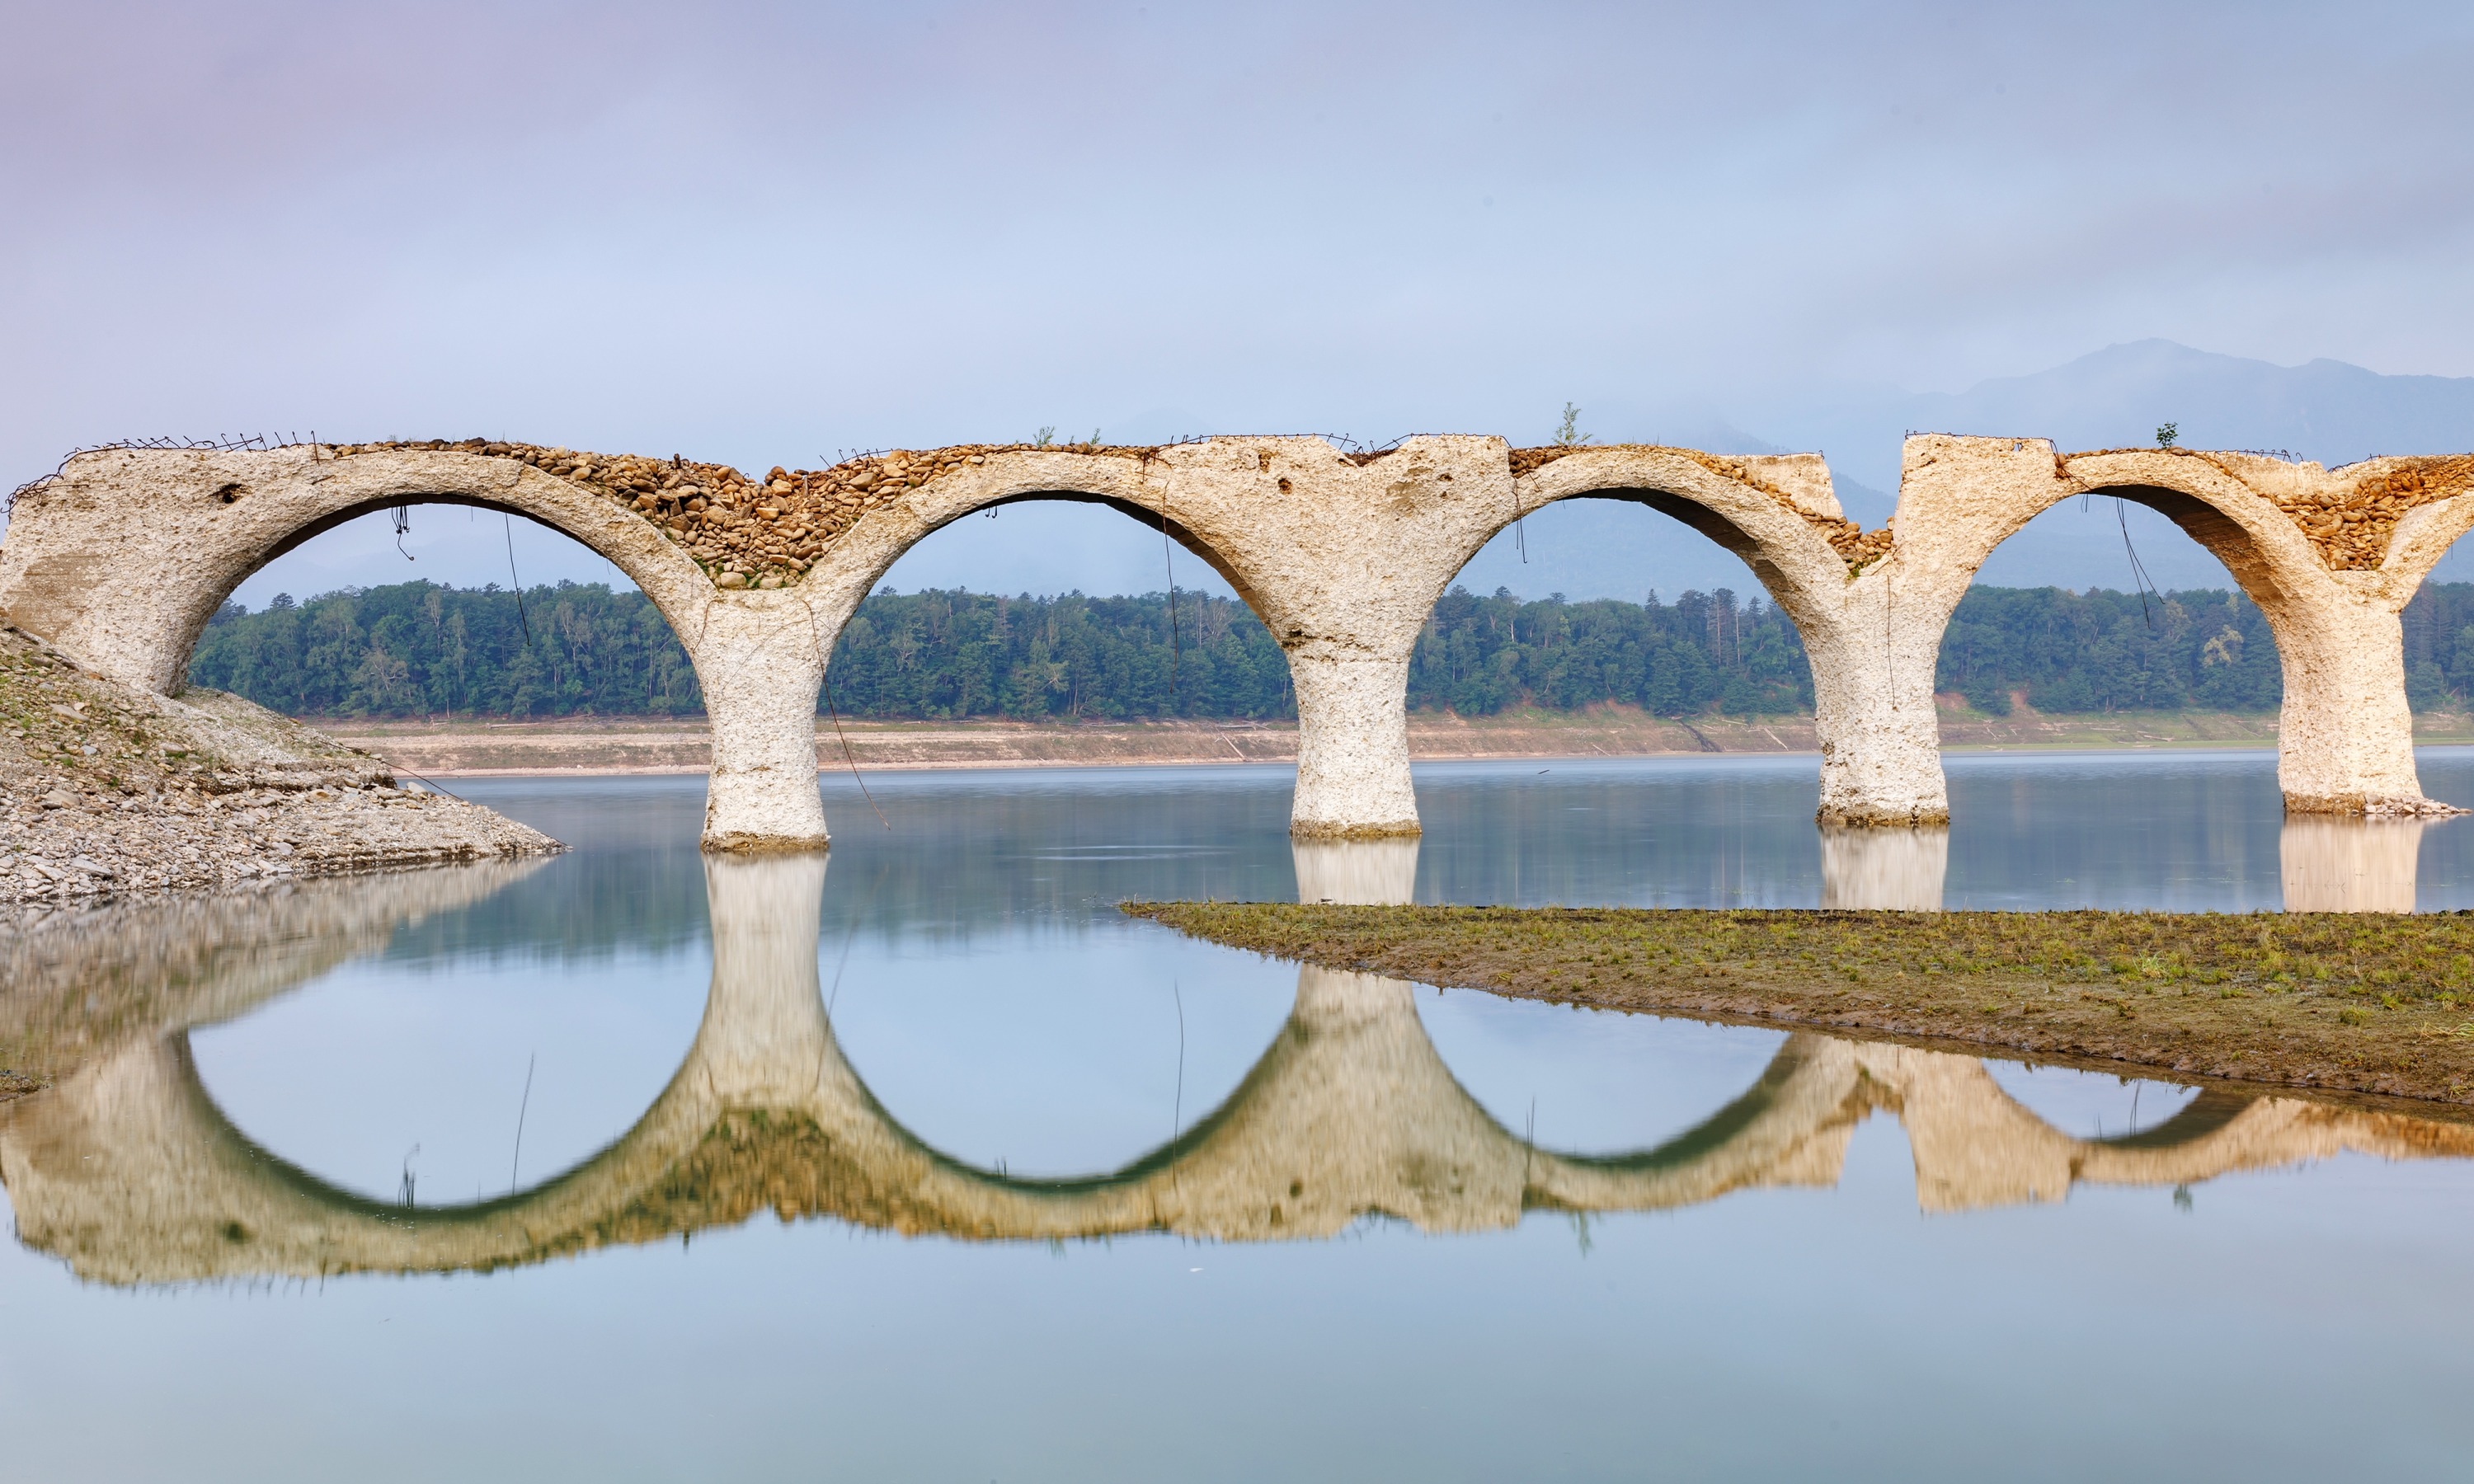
7,1 -> 2472,603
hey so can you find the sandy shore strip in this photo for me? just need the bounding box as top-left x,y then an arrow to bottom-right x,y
321,706 -> 2474,777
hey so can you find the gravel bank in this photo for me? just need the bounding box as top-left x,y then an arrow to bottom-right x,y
0,625 -> 559,903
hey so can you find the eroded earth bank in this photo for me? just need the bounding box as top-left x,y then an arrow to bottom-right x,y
0,624 -> 558,904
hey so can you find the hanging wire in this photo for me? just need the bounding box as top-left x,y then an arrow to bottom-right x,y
502,514 -> 534,646
2115,497 -> 2163,631
1159,500 -> 1181,711
823,666 -> 891,829
508,1053 -> 535,1190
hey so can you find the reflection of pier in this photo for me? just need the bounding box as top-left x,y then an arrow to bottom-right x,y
2281,817 -> 2426,913
1813,819 -> 2443,913
1819,826 -> 1946,910
6,847 -> 2472,1286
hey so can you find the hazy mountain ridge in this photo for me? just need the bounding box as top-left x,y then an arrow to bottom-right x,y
1453,341 -> 2474,601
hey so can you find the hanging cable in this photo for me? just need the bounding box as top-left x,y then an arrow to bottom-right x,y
391,502 -> 413,561
2116,497 -> 2162,631
823,665 -> 891,829
502,513 -> 534,648
1159,500 -> 1181,711
508,1053 -> 534,1190
1884,554 -> 1897,711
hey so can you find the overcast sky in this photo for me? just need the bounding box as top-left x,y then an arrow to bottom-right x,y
7,1 -> 2472,605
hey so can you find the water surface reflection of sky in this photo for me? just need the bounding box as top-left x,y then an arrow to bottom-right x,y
4,755 -> 2473,1481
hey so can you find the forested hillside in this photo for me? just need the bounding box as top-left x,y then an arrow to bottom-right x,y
185,579 -> 2474,721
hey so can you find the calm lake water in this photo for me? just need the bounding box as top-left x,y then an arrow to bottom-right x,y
7,748 -> 2474,1481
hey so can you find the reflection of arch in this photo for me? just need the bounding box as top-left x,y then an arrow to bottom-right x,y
9,850 -> 2472,1286
1886,436 -> 2474,816
0,857 -> 548,1088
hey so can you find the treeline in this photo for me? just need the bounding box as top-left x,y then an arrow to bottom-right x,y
1409,585 -> 1813,716
1937,583 -> 2474,715
188,582 -> 702,719
185,578 -> 2474,721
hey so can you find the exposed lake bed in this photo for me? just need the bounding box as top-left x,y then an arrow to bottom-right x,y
0,627 -> 558,904
1131,902 -> 2474,1103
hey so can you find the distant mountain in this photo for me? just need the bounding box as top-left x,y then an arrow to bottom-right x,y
1902,340 -> 2474,472
1463,342 -> 2474,602
1766,339 -> 2474,493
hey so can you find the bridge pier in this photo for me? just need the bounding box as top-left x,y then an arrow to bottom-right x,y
1288,650 -> 1421,838
694,596 -> 829,852
2267,585 -> 2432,815
1804,575 -> 1953,826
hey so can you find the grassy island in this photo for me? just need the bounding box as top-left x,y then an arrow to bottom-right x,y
1122,903 -> 2474,1106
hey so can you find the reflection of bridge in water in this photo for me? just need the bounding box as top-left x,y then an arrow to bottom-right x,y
1809,815 -> 2438,913
6,845 -> 2472,1287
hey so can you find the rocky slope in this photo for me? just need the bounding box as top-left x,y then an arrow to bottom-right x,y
0,623 -> 559,903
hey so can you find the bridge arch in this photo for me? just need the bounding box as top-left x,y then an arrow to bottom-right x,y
1,444 -> 716,696
1885,436 -> 2474,815
1497,447 -> 1869,629
1485,446 -> 1940,825
0,442 -> 844,848
793,458 -> 1270,631
793,437 -> 1526,838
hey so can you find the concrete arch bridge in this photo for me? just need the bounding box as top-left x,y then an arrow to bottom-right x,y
3,434 -> 2468,849
4,847 -> 2467,1288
